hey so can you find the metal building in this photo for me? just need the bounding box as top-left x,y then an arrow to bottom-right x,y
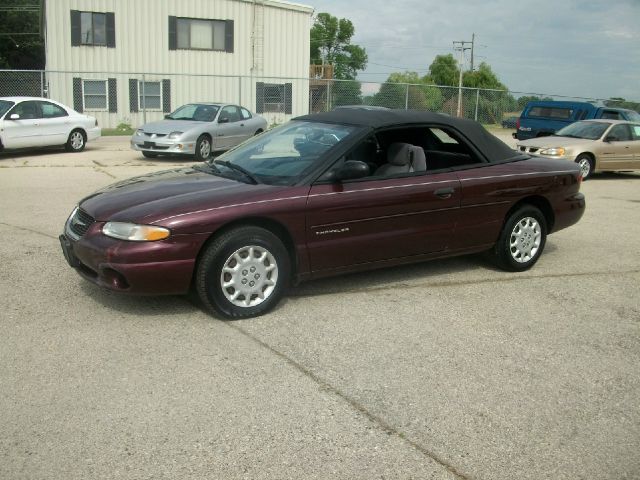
42,0 -> 313,127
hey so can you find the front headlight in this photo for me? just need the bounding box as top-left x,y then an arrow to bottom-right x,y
168,131 -> 183,139
539,147 -> 566,156
102,222 -> 170,241
136,128 -> 145,136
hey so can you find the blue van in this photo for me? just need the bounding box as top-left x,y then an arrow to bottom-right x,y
514,101 -> 640,140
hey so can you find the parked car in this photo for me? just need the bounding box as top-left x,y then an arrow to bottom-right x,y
60,110 -> 585,319
0,96 -> 100,153
517,119 -> 640,179
514,100 -> 640,141
501,116 -> 518,129
131,103 -> 268,160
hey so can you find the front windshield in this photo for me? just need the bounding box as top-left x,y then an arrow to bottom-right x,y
0,100 -> 15,118
626,111 -> 640,122
166,104 -> 219,121
555,121 -> 609,140
209,121 -> 358,185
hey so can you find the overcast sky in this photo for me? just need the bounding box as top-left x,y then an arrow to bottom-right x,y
304,0 -> 640,101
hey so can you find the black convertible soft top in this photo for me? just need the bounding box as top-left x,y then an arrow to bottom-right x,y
294,109 -> 520,163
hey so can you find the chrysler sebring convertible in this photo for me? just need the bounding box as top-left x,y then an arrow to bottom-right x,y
60,110 -> 585,319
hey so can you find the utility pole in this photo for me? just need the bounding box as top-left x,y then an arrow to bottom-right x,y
470,33 -> 475,71
453,40 -> 472,118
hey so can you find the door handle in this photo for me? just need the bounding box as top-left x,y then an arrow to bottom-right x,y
434,187 -> 454,198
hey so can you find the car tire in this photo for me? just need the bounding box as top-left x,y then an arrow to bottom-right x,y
65,129 -> 86,152
142,151 -> 158,158
492,205 -> 547,272
195,226 -> 291,319
195,134 -> 212,161
254,129 -> 264,135
575,154 -> 594,180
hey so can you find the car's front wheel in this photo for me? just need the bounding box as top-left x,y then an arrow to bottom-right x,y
492,206 -> 547,272
195,226 -> 290,319
65,129 -> 86,152
195,134 -> 212,161
575,154 -> 594,180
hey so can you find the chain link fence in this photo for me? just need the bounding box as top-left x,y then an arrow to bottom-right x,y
1,69 -> 637,130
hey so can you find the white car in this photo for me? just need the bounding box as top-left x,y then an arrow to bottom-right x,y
0,96 -> 101,153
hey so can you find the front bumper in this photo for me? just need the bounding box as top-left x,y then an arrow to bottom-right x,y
130,133 -> 196,155
60,219 -> 210,295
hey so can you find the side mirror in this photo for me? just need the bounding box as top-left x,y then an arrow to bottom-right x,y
9,113 -> 20,120
218,117 -> 229,124
333,160 -> 370,181
604,135 -> 619,143
164,114 -> 171,119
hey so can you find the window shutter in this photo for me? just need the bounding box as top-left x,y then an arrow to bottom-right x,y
129,79 -> 138,112
255,82 -> 264,114
168,16 -> 177,50
284,83 -> 292,114
108,78 -> 117,113
162,79 -> 171,113
225,20 -> 234,53
70,10 -> 81,47
72,77 -> 83,112
106,12 -> 116,48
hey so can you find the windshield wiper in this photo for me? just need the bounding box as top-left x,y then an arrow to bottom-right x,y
215,160 -> 259,184
193,163 -> 221,175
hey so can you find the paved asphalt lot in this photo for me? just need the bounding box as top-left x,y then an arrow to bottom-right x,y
1,133 -> 639,480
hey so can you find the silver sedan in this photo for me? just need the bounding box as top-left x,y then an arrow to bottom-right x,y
131,103 -> 268,160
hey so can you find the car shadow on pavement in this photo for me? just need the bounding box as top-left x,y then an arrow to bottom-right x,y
589,172 -> 640,181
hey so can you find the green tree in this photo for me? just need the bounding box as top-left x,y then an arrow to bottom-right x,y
0,0 -> 44,69
310,13 -> 368,80
372,72 -> 443,111
428,54 -> 459,86
604,97 -> 640,112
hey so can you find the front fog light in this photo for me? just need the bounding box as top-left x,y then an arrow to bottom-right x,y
102,222 -> 170,241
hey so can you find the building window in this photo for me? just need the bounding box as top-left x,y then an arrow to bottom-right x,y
256,82 -> 292,114
177,18 -> 225,50
71,10 -> 115,47
169,16 -> 233,52
139,81 -> 161,110
83,80 -> 107,109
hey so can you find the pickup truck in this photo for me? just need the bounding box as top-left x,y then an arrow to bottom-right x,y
513,100 -> 640,140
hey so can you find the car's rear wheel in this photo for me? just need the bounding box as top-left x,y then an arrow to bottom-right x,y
195,134 -> 212,160
492,206 -> 547,272
254,129 -> 264,135
575,154 -> 594,180
142,151 -> 158,158
195,226 -> 290,319
65,129 -> 86,152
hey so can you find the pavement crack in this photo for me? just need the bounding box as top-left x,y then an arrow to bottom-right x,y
92,159 -> 107,167
0,221 -> 57,240
224,321 -> 473,480
93,166 -> 117,179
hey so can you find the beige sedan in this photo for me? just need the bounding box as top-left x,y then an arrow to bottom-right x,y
516,119 -> 640,179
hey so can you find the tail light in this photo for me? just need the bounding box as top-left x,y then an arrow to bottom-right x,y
516,117 -> 520,130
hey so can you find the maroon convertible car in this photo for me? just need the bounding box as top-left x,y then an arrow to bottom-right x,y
60,110 -> 585,318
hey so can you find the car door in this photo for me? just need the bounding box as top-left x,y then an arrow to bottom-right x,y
305,142 -> 461,273
2,100 -> 45,148
630,124 -> 640,166
214,105 -> 245,150
36,101 -> 71,146
599,124 -> 635,169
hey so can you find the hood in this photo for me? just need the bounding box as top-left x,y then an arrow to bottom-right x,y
518,135 -> 596,149
79,167 -> 287,225
139,119 -> 208,134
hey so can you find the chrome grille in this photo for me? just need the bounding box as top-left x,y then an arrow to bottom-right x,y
68,208 -> 95,238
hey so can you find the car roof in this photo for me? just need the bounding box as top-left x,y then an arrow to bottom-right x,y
579,119 -> 638,125
0,96 -> 50,102
294,109 -> 520,163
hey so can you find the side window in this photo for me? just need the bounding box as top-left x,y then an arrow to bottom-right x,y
240,107 -> 252,120
608,124 -> 632,141
631,125 -> 640,140
11,101 -> 41,120
220,106 -> 241,122
39,102 -> 68,118
601,111 -> 622,120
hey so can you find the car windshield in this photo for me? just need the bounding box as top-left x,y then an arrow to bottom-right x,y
0,100 -> 15,118
166,104 -> 219,122
555,121 -> 610,140
207,121 -> 359,186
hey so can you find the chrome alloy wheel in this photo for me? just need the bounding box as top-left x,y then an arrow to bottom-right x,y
220,245 -> 278,308
70,131 -> 84,150
509,216 -> 542,263
199,138 -> 211,158
577,157 -> 591,178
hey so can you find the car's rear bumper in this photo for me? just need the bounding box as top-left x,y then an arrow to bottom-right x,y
552,192 -> 586,234
86,126 -> 101,142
